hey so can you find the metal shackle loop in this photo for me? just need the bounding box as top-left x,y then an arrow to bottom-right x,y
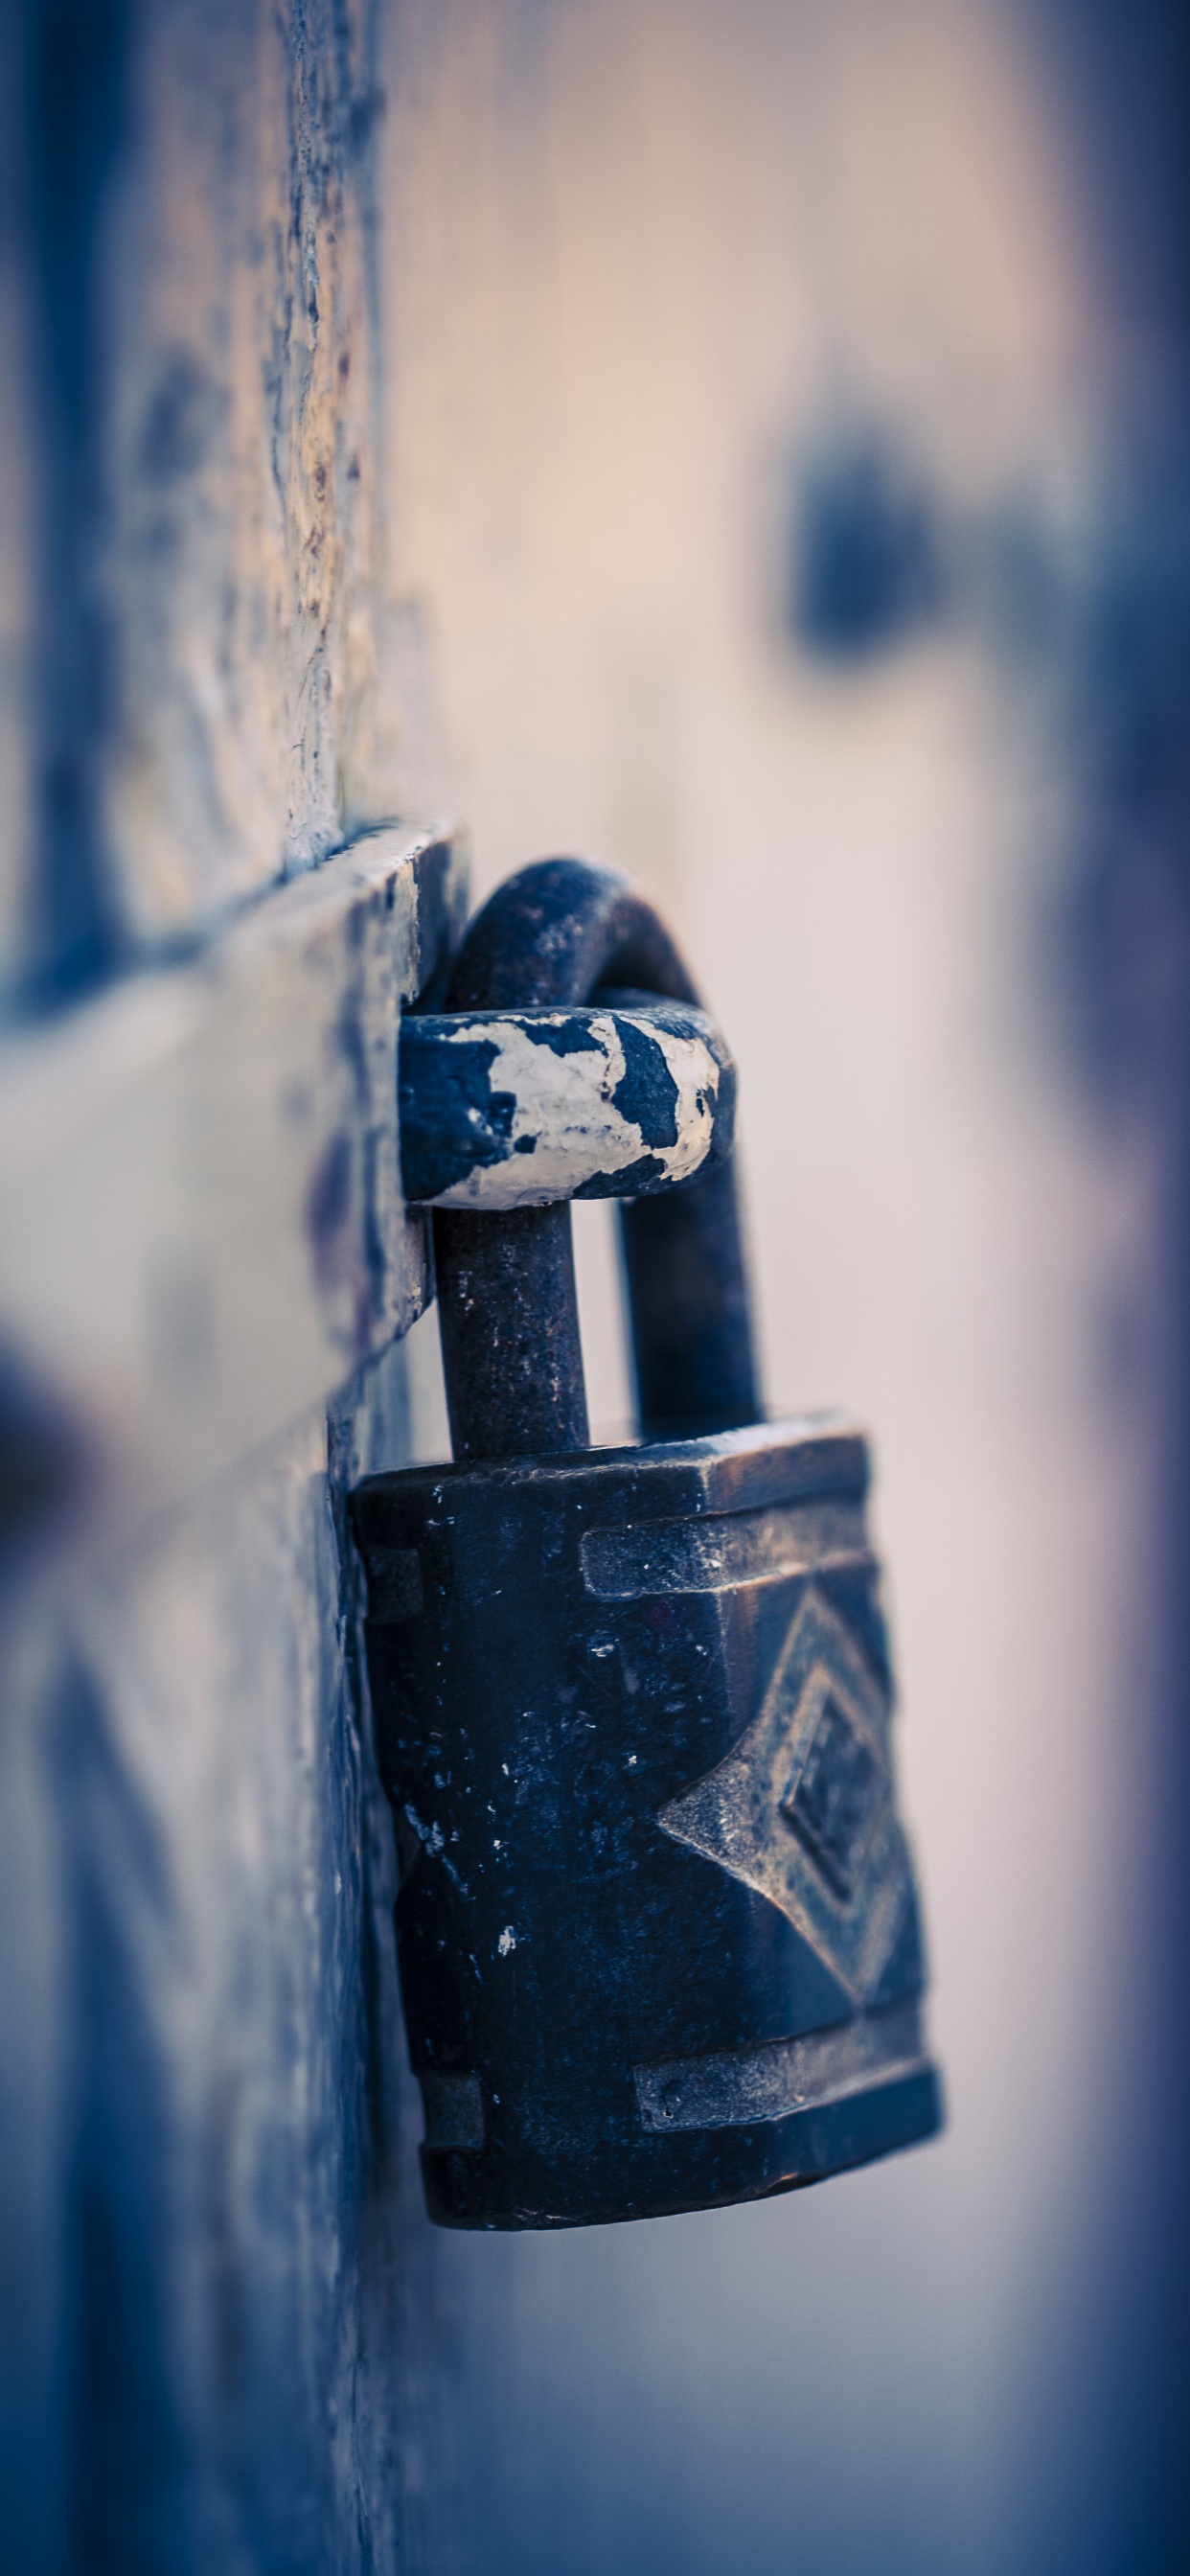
429,860 -> 761,1460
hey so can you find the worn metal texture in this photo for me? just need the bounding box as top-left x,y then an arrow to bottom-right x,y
433,859 -> 759,1455
353,1417 -> 941,2228
435,1203 -> 591,1463
634,1997 -> 929,2136
399,998 -> 735,1209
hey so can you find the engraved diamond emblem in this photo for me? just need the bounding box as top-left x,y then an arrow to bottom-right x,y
781,1691 -> 886,1902
657,1587 -> 911,2003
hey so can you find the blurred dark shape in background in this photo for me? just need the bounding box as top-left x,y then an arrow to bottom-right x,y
790,433 -> 946,662
786,430 -> 1190,2564
782,10 -> 1190,2548
1057,453 -> 1190,2576
0,1343 -> 84,1566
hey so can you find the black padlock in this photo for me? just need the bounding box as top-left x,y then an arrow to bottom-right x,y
353,861 -> 941,2228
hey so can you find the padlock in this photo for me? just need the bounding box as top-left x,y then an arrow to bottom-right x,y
353,860 -> 941,2228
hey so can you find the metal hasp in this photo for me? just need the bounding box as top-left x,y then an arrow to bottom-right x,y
353,860 -> 942,2227
399,998 -> 736,1211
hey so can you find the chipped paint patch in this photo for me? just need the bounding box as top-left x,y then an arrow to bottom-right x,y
399,1002 -> 734,1208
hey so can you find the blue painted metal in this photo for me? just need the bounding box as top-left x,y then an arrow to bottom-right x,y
399,999 -> 735,1208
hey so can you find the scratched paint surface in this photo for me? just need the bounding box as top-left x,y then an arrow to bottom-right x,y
400,1001 -> 732,1208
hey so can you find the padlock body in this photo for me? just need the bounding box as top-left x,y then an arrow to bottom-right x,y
354,1418 -> 941,2228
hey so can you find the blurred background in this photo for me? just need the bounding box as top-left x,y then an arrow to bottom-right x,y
2,0 -> 1189,2569
386,5 -> 1190,2566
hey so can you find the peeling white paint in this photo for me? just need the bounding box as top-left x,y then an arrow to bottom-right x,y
428,1008 -> 721,1208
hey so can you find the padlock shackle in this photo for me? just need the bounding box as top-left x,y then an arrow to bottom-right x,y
432,860 -> 761,1460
